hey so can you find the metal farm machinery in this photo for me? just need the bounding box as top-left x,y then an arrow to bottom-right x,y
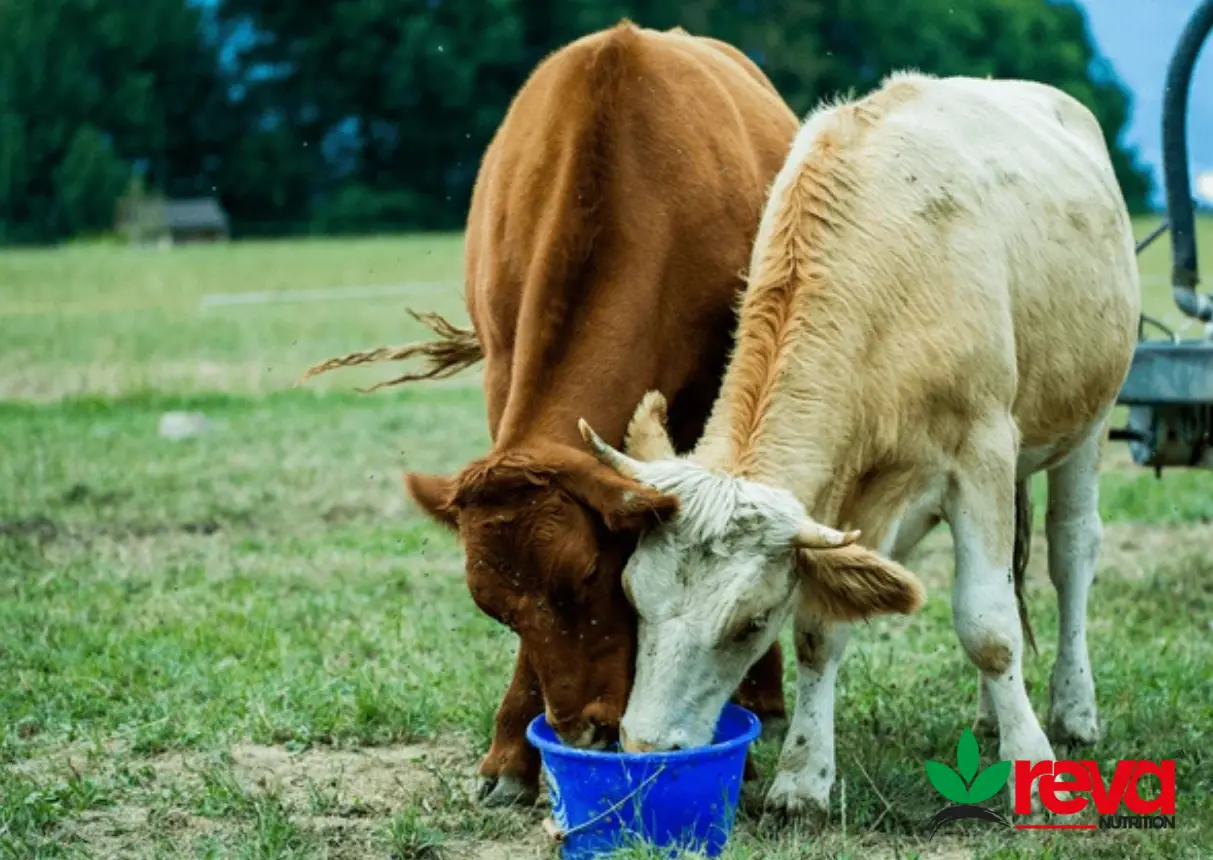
1112,0 -> 1213,472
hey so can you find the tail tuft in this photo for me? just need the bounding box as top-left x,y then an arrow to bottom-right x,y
1013,478 -> 1038,655
297,309 -> 483,392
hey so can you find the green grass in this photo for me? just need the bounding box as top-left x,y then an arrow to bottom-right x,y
0,214 -> 1207,402
0,234 -> 469,400
2,220 -> 1212,858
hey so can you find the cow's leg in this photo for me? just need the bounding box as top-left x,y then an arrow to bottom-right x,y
947,420 -> 1054,813
732,642 -> 788,782
477,644 -> 542,807
734,641 -> 788,736
974,675 -> 999,737
887,510 -> 941,564
1045,427 -> 1102,745
763,614 -> 850,826
887,506 -> 1008,742
759,505 -> 940,812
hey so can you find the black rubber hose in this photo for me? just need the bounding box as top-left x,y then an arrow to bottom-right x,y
1162,0 -> 1213,318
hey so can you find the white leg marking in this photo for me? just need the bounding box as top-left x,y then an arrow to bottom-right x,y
1045,428 -> 1103,745
764,616 -> 850,823
947,424 -> 1055,812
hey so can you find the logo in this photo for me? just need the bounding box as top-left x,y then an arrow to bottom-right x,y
1013,759 -> 1176,831
924,728 -> 1013,837
925,729 -> 1177,838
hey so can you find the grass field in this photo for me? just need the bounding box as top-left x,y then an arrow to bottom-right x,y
1,217 -> 1211,859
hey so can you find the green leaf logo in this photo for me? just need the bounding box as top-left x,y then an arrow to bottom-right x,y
967,761 -> 1012,803
957,727 -> 979,783
925,728 -> 1010,805
925,760 -> 971,803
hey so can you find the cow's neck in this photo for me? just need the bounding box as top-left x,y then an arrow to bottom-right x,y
496,386 -> 623,454
682,111 -> 910,536
691,297 -> 870,530
493,293 -> 673,454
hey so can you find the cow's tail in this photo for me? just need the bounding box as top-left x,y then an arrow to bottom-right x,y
1012,478 -> 1038,656
297,309 -> 483,393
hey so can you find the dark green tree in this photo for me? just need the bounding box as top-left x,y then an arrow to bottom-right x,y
216,0 -> 528,231
650,0 -> 1155,210
54,125 -> 130,235
223,0 -> 1150,224
0,0 -> 232,242
0,0 -> 1159,243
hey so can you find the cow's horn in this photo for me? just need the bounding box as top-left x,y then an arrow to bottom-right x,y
578,418 -> 642,477
792,520 -> 861,550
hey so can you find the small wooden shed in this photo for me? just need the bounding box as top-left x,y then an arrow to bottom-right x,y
117,195 -> 231,245
162,198 -> 230,244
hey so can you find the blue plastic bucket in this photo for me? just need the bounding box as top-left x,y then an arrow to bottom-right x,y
525,704 -> 761,859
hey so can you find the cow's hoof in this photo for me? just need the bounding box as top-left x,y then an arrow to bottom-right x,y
761,778 -> 829,831
1018,805 -> 1048,826
1047,708 -> 1101,747
1016,795 -> 1083,827
476,773 -> 538,807
972,713 -> 999,739
1007,777 -> 1051,823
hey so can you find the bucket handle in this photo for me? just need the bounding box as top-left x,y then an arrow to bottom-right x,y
541,764 -> 668,844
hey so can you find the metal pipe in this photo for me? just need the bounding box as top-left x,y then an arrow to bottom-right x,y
1138,313 -> 1178,342
1109,427 -> 1149,444
1173,285 -> 1213,321
1135,219 -> 1169,256
1162,0 -> 1213,319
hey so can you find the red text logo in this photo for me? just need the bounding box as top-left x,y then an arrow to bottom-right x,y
1014,760 -> 1176,818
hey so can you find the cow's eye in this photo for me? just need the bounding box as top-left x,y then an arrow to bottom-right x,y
731,611 -> 770,643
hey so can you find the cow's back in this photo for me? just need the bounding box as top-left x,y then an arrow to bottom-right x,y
463,21 -> 797,450
793,73 -> 1140,458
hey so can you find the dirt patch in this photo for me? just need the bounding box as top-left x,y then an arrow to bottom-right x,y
1097,521 -> 1213,580
463,840 -> 550,860
66,805 -> 221,859
9,737 -> 129,781
303,816 -> 383,859
228,741 -> 451,813
68,806 -> 149,857
9,736 -> 1123,859
722,830 -> 979,860
123,738 -> 469,818
822,836 -> 974,860
15,738 -> 480,857
901,521 -> 1213,592
0,514 -> 59,541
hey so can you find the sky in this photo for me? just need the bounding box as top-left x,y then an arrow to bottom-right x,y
1078,0 -> 1213,206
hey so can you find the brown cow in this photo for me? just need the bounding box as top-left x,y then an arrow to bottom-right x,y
301,20 -> 798,805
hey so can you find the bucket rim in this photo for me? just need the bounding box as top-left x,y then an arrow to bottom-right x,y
525,702 -> 760,764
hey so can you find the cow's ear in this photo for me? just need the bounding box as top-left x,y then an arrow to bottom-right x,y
561,464 -> 679,534
624,391 -> 676,462
796,543 -> 926,622
403,471 -> 459,531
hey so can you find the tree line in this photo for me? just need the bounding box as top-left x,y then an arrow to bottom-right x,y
0,0 -> 1155,245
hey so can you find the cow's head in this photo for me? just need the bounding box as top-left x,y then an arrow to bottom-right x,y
578,393 -> 926,752
405,434 -> 678,749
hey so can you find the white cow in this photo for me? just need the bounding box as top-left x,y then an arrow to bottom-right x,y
577,71 -> 1141,820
